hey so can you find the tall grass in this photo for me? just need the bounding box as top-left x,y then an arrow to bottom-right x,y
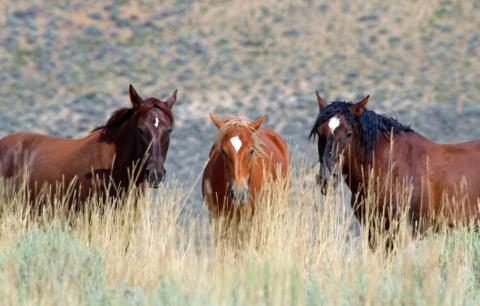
0,163 -> 479,305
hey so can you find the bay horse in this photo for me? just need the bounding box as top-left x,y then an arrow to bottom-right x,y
309,92 -> 480,239
202,114 -> 290,226
0,85 -> 177,203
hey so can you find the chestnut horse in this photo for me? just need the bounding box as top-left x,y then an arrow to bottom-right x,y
0,85 -> 177,202
202,114 -> 290,222
309,92 -> 480,239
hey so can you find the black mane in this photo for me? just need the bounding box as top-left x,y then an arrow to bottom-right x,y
309,101 -> 413,155
92,107 -> 134,133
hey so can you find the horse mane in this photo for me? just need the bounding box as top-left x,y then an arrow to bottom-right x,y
215,117 -> 266,157
92,99 -> 174,134
92,107 -> 135,133
309,101 -> 413,156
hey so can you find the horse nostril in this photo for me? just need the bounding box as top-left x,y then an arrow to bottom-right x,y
241,191 -> 248,204
321,183 -> 328,195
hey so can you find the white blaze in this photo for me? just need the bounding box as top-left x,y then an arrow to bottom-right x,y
328,116 -> 340,134
230,136 -> 242,152
154,117 -> 159,128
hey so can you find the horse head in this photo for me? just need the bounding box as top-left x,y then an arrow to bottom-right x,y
309,92 -> 369,194
210,114 -> 267,206
128,84 -> 177,188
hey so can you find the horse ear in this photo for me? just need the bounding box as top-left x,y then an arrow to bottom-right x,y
351,95 -> 370,117
316,91 -> 327,111
129,84 -> 143,109
210,113 -> 224,129
249,115 -> 267,131
166,89 -> 178,108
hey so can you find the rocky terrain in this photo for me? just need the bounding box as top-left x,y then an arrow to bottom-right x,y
0,0 -> 479,209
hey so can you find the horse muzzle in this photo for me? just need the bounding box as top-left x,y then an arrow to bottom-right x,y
145,168 -> 166,188
316,167 -> 338,195
229,186 -> 249,207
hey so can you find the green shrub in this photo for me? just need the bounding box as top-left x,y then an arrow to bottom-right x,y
4,225 -> 108,305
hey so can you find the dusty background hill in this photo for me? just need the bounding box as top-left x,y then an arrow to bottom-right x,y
1,3 -> 480,304
0,0 -> 479,200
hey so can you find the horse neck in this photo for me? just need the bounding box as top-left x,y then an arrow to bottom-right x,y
106,121 -> 145,184
342,131 -> 417,194
342,136 -> 374,194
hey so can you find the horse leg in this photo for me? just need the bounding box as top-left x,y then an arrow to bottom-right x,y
352,196 -> 398,252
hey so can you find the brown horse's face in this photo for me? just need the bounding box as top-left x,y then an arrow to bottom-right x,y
314,114 -> 353,192
129,85 -> 177,188
312,93 -> 369,194
210,114 -> 266,206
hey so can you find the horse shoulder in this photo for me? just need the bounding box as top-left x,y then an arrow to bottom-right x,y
385,132 -> 472,214
368,133 -> 427,192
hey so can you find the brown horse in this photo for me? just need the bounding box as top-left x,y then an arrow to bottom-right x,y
0,85 -> 177,202
202,114 -> 290,221
309,92 -> 480,236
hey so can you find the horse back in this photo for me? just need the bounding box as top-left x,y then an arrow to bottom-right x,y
372,133 -> 480,223
0,132 -> 47,177
0,131 -> 80,157
440,138 -> 480,153
0,131 -> 104,183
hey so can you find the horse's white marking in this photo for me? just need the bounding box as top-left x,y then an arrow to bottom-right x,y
230,136 -> 242,152
154,117 -> 159,128
328,116 -> 340,134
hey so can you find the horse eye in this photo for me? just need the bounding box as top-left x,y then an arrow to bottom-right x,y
168,128 -> 173,133
346,132 -> 353,138
221,148 -> 227,156
249,149 -> 255,156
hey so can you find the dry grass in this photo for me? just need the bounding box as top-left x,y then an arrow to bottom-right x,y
0,162 -> 479,305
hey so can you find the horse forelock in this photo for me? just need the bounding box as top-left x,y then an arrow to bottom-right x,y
215,118 -> 266,157
309,101 -> 413,156
144,98 -> 175,125
309,101 -> 355,141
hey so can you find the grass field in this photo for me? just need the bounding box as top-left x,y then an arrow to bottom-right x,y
0,165 -> 479,306
1,0 -> 480,305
